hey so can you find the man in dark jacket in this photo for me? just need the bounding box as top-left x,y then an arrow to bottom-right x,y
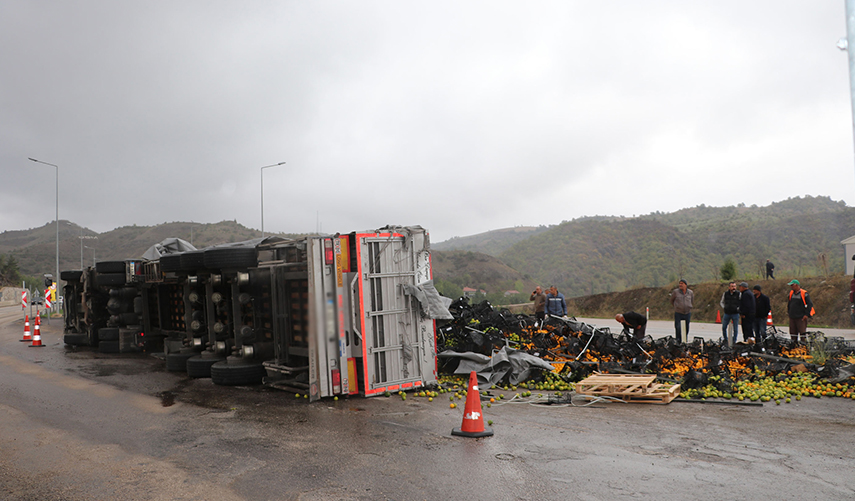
615,312 -> 647,340
766,260 -> 775,280
752,285 -> 771,343
545,286 -> 566,317
787,279 -> 813,343
738,282 -> 756,343
720,282 -> 740,346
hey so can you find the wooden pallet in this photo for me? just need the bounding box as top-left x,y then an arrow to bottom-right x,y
575,372 -> 681,404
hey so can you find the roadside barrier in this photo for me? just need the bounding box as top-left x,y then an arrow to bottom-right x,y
452,371 -> 493,438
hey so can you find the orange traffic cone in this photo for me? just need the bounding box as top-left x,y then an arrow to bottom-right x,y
452,371 -> 493,438
767,311 -> 773,326
715,310 -> 721,324
20,315 -> 32,342
29,315 -> 44,348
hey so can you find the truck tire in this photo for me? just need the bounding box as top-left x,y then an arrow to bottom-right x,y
133,296 -> 144,315
186,354 -> 225,378
60,270 -> 83,282
179,251 -> 206,271
95,261 -> 126,274
98,341 -> 120,353
98,327 -> 120,341
203,248 -> 257,270
165,351 -> 196,372
63,333 -> 88,346
96,273 -> 126,286
210,360 -> 266,386
106,297 -> 128,315
112,312 -> 138,325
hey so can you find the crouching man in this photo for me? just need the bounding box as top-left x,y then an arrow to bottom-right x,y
615,311 -> 647,340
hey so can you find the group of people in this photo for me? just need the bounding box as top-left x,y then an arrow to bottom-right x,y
531,269 -> 815,345
719,281 -> 770,345
720,279 -> 813,344
529,285 -> 567,327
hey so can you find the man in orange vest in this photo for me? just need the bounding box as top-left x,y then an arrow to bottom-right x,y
786,279 -> 814,343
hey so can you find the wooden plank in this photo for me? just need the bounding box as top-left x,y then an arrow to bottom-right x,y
575,372 -> 680,404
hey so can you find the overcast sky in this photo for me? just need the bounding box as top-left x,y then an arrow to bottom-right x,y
1,1 -> 853,243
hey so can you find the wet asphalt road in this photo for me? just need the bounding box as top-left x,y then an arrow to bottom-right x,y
1,305 -> 854,501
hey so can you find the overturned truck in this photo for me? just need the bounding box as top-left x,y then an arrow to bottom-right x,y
62,226 -> 447,401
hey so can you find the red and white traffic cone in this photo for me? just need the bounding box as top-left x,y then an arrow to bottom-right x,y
767,311 -> 773,326
20,315 -> 32,342
452,371 -> 493,438
29,315 -> 45,348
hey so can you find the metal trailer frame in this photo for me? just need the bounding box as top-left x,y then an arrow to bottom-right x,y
264,227 -> 438,401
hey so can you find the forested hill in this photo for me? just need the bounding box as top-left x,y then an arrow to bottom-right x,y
432,226 -> 549,255
437,196 -> 855,298
0,220 -> 305,278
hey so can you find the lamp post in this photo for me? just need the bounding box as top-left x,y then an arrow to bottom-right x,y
79,235 -> 98,268
260,161 -> 286,238
28,157 -> 59,312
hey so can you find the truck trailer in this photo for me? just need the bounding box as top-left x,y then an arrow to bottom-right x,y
62,225 -> 448,401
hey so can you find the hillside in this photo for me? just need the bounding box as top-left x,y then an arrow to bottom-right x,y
432,226 -> 549,256
0,220 -> 304,278
498,196 -> 855,297
3,196 -> 853,302
431,250 -> 537,301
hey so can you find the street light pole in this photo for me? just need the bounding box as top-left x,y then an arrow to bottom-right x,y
84,245 -> 96,266
28,157 -> 59,313
79,235 -> 98,268
260,162 -> 286,238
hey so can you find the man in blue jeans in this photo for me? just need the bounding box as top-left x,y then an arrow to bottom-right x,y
670,279 -> 693,343
720,282 -> 740,346
545,286 -> 567,317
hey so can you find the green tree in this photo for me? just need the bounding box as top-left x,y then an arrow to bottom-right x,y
0,254 -> 21,287
434,278 -> 463,299
720,258 -> 737,281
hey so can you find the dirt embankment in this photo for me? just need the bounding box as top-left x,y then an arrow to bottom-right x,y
509,275 -> 854,328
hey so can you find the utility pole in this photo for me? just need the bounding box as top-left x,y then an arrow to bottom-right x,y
842,1 -> 855,189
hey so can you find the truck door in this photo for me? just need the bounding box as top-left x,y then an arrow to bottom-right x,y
355,229 -> 436,395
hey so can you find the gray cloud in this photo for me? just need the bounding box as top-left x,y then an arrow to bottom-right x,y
1,1 -> 851,243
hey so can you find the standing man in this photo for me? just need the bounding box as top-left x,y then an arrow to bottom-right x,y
670,279 -> 693,343
545,286 -> 567,318
720,282 -> 741,346
738,282 -> 756,343
786,279 -> 814,343
530,286 -> 547,328
615,312 -> 647,340
752,285 -> 771,343
766,259 -> 775,280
